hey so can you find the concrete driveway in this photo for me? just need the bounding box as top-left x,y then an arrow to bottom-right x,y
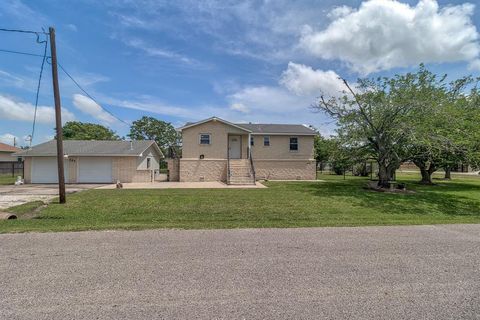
0,224 -> 479,319
0,184 -> 103,209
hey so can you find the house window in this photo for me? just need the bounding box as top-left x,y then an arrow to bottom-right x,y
199,134 -> 211,145
264,136 -> 270,146
147,158 -> 151,169
289,137 -> 298,151
250,136 -> 254,146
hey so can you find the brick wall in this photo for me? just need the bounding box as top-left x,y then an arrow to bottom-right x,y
179,159 -> 227,182
112,157 -> 152,183
253,160 -> 316,180
167,159 -> 180,181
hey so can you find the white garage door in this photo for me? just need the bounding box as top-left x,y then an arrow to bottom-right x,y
77,157 -> 113,183
31,157 -> 69,183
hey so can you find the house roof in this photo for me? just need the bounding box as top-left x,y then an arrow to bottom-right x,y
14,140 -> 163,157
235,123 -> 317,135
178,117 -> 317,135
0,142 -> 20,153
178,116 -> 252,132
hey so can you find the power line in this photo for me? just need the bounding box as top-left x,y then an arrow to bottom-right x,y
0,28 -> 48,35
30,34 -> 49,146
0,48 -> 48,58
0,33 -> 131,127
57,63 -> 131,126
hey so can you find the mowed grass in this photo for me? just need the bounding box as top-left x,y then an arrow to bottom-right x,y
1,172 -> 480,233
0,175 -> 15,185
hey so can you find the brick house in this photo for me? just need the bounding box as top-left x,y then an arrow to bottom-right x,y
15,140 -> 163,183
169,117 -> 317,184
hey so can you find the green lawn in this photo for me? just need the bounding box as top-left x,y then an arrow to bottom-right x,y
1,173 -> 480,233
0,175 -> 15,185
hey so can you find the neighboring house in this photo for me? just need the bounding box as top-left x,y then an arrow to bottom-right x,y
15,140 -> 163,184
0,142 -> 20,162
171,117 -> 317,184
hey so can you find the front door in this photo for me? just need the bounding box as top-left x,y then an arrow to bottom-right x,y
228,135 -> 241,159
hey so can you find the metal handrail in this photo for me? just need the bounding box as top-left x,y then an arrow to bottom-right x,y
249,147 -> 256,183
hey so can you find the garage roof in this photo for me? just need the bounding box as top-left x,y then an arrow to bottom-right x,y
14,140 -> 163,157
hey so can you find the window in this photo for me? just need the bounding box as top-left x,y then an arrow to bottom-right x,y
250,136 -> 254,146
199,134 -> 211,145
289,137 -> 298,151
147,158 -> 151,169
263,136 -> 270,146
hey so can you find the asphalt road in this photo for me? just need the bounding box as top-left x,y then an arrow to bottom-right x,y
1,225 -> 479,319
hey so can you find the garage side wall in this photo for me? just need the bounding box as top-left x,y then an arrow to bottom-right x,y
67,157 -> 77,183
23,157 -> 32,183
112,157 -> 153,183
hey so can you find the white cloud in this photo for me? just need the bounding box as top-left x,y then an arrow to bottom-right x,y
0,94 -> 74,124
72,94 -> 117,124
122,38 -> 203,66
65,23 -> 78,32
301,0 -> 480,74
0,133 -> 17,145
280,62 -> 346,96
469,59 -> 480,71
107,0 -> 326,62
230,103 -> 249,114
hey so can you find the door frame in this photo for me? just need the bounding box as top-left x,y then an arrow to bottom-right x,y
228,135 -> 242,159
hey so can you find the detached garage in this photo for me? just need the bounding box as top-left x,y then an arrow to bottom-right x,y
15,140 -> 163,184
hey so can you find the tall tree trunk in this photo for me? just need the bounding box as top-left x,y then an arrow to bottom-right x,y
419,168 -> 433,184
444,167 -> 452,180
377,163 -> 395,188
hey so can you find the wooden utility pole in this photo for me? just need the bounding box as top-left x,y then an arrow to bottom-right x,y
49,27 -> 66,204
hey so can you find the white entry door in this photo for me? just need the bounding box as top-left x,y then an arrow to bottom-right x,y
77,157 -> 113,183
31,157 -> 69,183
228,135 -> 241,159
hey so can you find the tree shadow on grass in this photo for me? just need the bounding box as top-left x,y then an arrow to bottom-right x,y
294,180 -> 480,218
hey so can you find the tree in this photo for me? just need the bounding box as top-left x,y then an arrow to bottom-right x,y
128,116 -> 179,151
62,121 -> 119,140
405,71 -> 478,184
314,135 -> 334,170
314,76 -> 413,188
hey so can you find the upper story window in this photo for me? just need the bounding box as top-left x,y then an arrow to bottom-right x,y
250,136 -> 254,146
147,158 -> 151,169
289,137 -> 298,151
199,133 -> 211,145
263,136 -> 270,146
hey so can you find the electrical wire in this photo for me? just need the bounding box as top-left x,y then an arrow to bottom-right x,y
0,48 -> 48,58
0,28 -> 48,35
0,44 -> 131,127
30,33 -> 48,147
56,63 -> 131,126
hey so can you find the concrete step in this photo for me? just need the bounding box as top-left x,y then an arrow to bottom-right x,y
229,177 -> 255,183
229,180 -> 255,185
230,168 -> 251,174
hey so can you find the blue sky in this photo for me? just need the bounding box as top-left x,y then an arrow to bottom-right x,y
0,0 -> 479,146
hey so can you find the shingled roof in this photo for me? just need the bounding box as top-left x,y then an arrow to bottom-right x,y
235,123 -> 316,135
0,142 -> 20,153
178,117 -> 317,135
14,140 -> 163,157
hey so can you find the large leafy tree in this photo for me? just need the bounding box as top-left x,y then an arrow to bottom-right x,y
314,75 -> 413,188
405,71 -> 479,184
128,116 -> 179,151
62,121 -> 120,140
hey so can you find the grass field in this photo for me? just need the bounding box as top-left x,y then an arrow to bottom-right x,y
0,175 -> 15,185
1,172 -> 479,233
